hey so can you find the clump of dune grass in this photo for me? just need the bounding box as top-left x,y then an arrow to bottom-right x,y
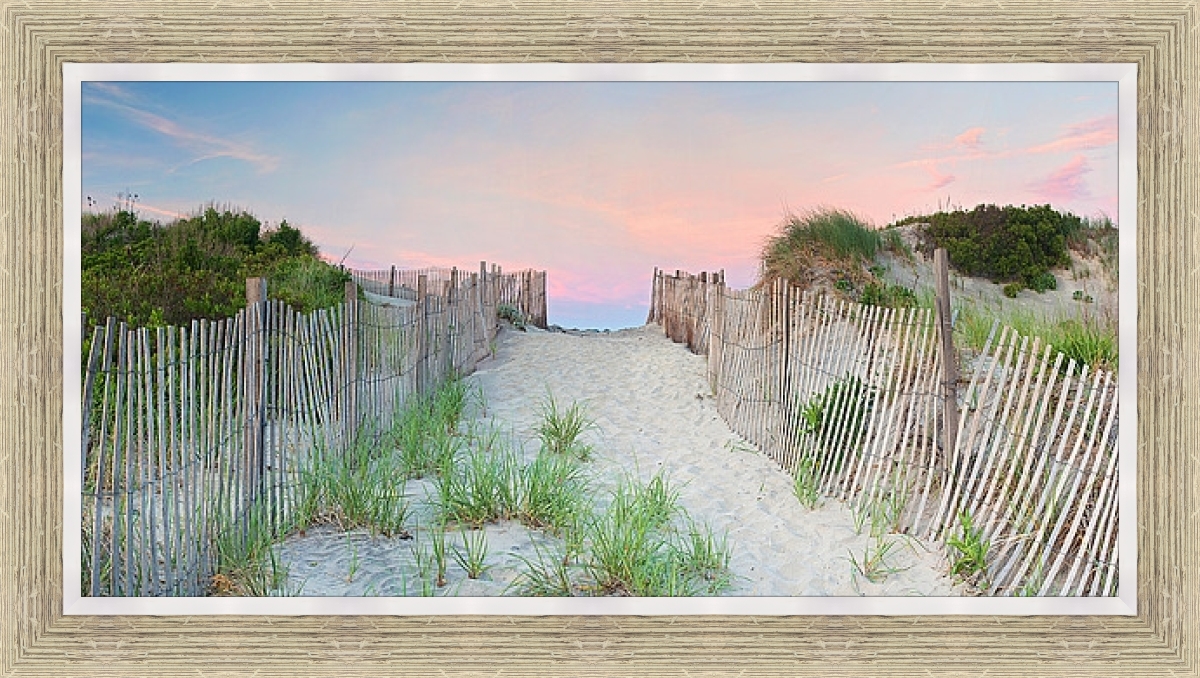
210,501 -> 291,596
508,471 -> 734,597
848,535 -> 907,585
535,394 -> 597,460
387,376 -> 476,478
954,304 -> 1118,372
792,457 -> 822,509
579,471 -> 733,597
508,539 -> 578,596
452,526 -> 491,580
497,303 -> 527,330
434,442 -> 521,528
295,429 -> 412,538
516,449 -> 589,534
761,208 -> 881,290
946,510 -> 990,589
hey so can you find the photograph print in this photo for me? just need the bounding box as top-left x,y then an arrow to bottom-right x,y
75,72 -> 1122,602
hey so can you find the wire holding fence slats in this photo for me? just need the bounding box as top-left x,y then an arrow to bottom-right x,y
80,264 -> 544,597
650,268 -> 1119,597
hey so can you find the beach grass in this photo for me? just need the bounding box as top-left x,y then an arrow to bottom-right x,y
435,442 -> 521,527
517,449 -> 589,534
849,535 -> 907,585
211,501 -> 290,596
451,526 -> 491,579
954,303 -> 1118,372
535,394 -> 597,460
298,426 -> 412,538
579,471 -> 732,597
792,457 -> 821,509
509,540 -> 577,596
946,510 -> 991,588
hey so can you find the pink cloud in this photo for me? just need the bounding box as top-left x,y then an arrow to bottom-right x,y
899,116 -> 1115,171
1032,154 -> 1092,201
954,127 -> 986,151
1024,116 -> 1117,155
135,203 -> 188,220
903,159 -> 956,192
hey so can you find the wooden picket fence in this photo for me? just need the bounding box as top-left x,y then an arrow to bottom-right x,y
352,264 -> 547,329
80,264 -> 544,596
648,268 -> 1119,597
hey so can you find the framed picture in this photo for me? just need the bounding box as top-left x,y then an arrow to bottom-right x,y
4,1 -> 1197,676
64,62 -> 1136,618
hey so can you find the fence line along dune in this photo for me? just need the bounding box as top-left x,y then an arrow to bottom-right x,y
80,263 -> 545,596
647,267 -> 1118,597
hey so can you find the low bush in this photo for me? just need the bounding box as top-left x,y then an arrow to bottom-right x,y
83,206 -> 348,329
859,282 -> 918,308
797,375 -> 876,472
899,203 -> 1081,291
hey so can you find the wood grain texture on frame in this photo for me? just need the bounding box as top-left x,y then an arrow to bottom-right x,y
0,0 -> 1195,676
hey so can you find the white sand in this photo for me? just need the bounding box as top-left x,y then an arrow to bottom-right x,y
274,323 -> 962,597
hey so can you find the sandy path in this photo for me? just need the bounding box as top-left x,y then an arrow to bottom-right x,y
273,323 -> 962,597
470,324 -> 959,597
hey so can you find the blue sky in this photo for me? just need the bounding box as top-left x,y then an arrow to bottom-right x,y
82,80 -> 1119,329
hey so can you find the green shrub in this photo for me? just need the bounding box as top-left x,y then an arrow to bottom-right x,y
82,207 -> 347,329
1002,282 -> 1023,298
1027,271 -> 1057,292
859,282 -> 918,308
904,204 -> 1080,290
797,375 -> 876,472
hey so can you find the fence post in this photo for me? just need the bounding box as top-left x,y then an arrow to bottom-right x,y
416,274 -> 428,395
244,277 -> 267,509
344,280 -> 359,444
933,248 -> 959,460
447,268 -> 459,375
647,268 -> 658,324
538,271 -> 548,328
388,264 -> 396,297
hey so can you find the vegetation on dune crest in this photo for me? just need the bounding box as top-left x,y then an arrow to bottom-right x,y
760,208 -> 882,292
759,208 -> 913,307
758,202 -> 1118,370
890,203 -> 1092,292
82,205 -> 349,329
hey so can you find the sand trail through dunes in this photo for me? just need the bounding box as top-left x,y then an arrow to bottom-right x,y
272,323 -> 962,597
468,324 -> 959,596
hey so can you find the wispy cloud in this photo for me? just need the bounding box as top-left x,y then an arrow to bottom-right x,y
954,127 -> 986,151
1024,116 -> 1117,155
84,85 -> 279,173
899,116 -> 1116,171
903,159 -> 957,192
1031,154 -> 1092,201
135,203 -> 189,220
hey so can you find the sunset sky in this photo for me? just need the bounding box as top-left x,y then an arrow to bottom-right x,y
82,80 -> 1119,329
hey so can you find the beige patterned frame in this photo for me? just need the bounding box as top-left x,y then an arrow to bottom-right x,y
1,1 -> 1196,676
